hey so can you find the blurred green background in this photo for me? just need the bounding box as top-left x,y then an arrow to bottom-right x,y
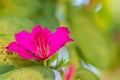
0,0 -> 120,80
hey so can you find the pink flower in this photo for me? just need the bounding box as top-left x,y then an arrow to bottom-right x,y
7,25 -> 73,60
65,64 -> 75,80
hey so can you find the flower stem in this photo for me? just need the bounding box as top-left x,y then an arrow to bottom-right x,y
43,60 -> 47,67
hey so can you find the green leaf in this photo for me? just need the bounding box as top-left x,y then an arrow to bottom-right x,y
37,66 -> 55,80
0,17 -> 35,36
101,0 -> 120,23
0,66 -> 55,80
93,7 -> 112,33
0,65 -> 15,74
32,16 -> 59,31
75,68 -> 99,80
67,46 -> 83,69
41,0 -> 56,16
0,0 -> 41,17
67,6 -> 118,69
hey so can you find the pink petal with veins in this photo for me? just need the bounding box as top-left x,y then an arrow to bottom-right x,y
49,27 -> 73,56
15,31 -> 36,54
7,42 -> 38,60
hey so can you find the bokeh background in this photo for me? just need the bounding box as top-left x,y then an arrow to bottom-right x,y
0,0 -> 120,80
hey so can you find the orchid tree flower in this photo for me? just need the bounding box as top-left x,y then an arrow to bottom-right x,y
7,25 -> 73,60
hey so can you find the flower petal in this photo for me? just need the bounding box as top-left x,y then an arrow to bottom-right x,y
31,25 -> 52,58
49,27 -> 73,56
15,30 -> 36,54
7,42 -> 38,60
31,25 -> 52,37
65,64 -> 75,80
